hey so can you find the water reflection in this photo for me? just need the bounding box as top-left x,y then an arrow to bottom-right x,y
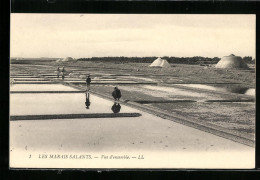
111,102 -> 121,113
85,92 -> 91,109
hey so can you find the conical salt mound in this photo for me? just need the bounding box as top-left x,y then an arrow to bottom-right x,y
215,54 -> 249,69
160,59 -> 171,68
62,57 -> 74,62
149,58 -> 171,68
149,58 -> 163,67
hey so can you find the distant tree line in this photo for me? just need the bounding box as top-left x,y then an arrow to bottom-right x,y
78,56 -> 157,63
10,56 -> 254,65
242,56 -> 255,64
162,56 -> 221,64
77,56 -> 221,64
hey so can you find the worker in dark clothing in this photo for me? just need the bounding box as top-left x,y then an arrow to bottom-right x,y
85,92 -> 91,109
112,86 -> 121,101
86,75 -> 91,91
111,102 -> 121,113
56,67 -> 60,78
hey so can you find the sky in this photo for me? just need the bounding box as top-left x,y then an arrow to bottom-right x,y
10,14 -> 255,59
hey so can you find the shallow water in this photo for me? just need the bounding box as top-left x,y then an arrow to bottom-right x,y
10,93 -> 135,115
131,76 -> 156,82
142,85 -> 211,98
10,76 -> 39,78
245,89 -> 255,96
13,78 -> 48,81
119,85 -> 217,101
68,80 -> 137,84
10,84 -> 80,92
40,74 -> 58,76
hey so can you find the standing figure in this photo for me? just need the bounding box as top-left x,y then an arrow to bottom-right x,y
112,86 -> 121,101
61,66 -> 65,80
85,92 -> 91,109
111,102 -> 121,113
56,67 -> 60,78
86,75 -> 91,91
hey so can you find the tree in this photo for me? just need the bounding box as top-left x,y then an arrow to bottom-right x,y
242,56 -> 253,63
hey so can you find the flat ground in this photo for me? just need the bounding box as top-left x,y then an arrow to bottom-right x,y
9,61 -> 255,168
10,84 -> 254,169
53,61 -> 256,87
10,60 -> 255,144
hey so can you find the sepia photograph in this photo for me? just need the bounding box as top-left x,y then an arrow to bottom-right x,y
10,14 -> 255,169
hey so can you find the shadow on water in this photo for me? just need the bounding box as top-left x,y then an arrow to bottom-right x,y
213,84 -> 255,96
177,84 -> 255,96
221,85 -> 249,94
